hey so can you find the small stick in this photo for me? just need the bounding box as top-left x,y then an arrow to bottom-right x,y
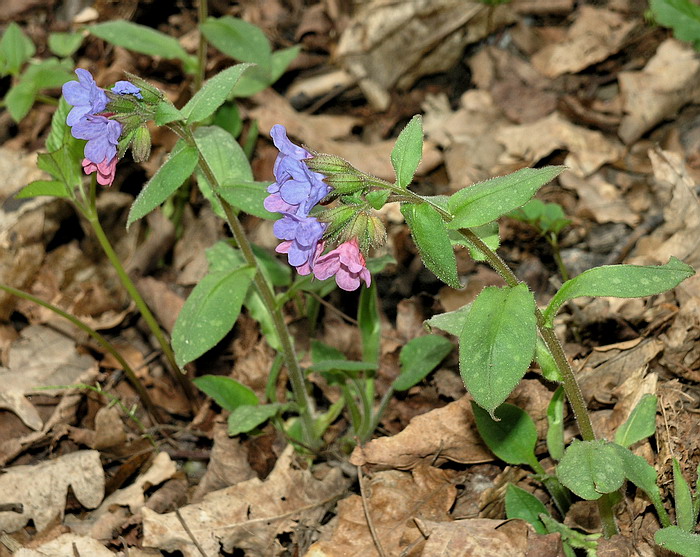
176,509 -> 209,557
357,465 -> 387,557
0,503 -> 22,513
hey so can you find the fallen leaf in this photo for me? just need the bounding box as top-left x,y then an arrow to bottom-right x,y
618,39 -> 700,144
531,6 -> 637,78
13,533 -> 114,557
559,172 -> 638,226
0,325 -> 96,430
142,445 -> 348,557
307,464 -> 456,556
0,450 -> 104,533
496,112 -> 624,177
417,518 -> 530,556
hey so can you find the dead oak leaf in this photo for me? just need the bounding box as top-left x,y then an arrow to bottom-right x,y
142,445 -> 348,557
14,533 -> 114,557
0,450 -> 104,533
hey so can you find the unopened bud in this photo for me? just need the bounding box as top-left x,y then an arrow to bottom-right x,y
318,204 -> 360,242
306,153 -> 354,174
323,173 -> 368,197
344,211 -> 386,253
105,91 -> 139,114
131,125 -> 152,163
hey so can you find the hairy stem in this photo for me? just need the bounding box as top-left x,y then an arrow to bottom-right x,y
193,0 -> 208,92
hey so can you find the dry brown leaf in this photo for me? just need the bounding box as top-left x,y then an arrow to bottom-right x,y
559,172 -> 638,226
496,112 -> 624,177
0,450 -> 104,533
307,465 -> 456,556
0,325 -> 96,430
531,6 -> 637,78
335,0 -> 516,109
250,89 -> 441,181
13,533 -> 114,557
619,40 -> 700,144
192,423 -> 256,501
67,405 -> 128,450
65,451 -> 177,540
142,445 -> 348,557
417,519 -> 530,556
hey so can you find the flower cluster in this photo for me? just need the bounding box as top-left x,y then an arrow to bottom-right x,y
62,69 -> 141,186
265,125 -> 371,291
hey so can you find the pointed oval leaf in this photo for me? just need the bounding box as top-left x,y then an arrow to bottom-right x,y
546,386 -> 566,461
401,202 -> 461,289
15,180 -> 70,199
228,403 -> 287,436
472,402 -> 538,467
543,257 -> 695,326
557,440 -> 625,500
612,443 -> 667,522
447,166 -> 565,229
193,375 -> 258,412
200,16 -> 272,68
127,140 -> 199,226
172,266 -> 256,367
614,394 -> 657,448
424,304 -> 472,337
655,526 -> 700,554
391,115 -> 423,188
459,284 -> 537,413
0,22 -> 36,74
673,458 -> 696,533
181,63 -> 253,124
505,483 -> 549,535
217,181 -> 276,219
392,335 -> 453,391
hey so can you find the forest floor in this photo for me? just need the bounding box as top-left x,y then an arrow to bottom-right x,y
1,0 -> 699,555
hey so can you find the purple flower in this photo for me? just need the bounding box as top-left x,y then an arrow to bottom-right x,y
71,115 -> 122,164
273,214 -> 327,268
62,69 -> 109,126
112,81 -> 143,99
268,125 -> 330,216
312,239 -> 371,291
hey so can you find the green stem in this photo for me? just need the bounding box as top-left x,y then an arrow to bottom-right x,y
193,0 -> 208,92
548,234 -> 569,282
176,124 -> 318,449
0,284 -> 163,423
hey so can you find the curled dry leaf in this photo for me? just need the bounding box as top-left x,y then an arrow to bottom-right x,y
619,40 -> 700,145
307,464 -> 456,557
496,112 -> 624,177
531,6 -> 637,79
0,450 -> 104,533
0,325 -> 96,430
142,446 -> 348,557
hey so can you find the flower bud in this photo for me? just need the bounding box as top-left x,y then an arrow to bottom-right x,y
131,125 -> 152,163
322,173 -> 368,197
318,204 -> 360,242
305,153 -> 354,174
344,210 -> 386,253
105,91 -> 140,114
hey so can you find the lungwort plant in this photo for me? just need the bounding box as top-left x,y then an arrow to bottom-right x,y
12,58 -> 696,552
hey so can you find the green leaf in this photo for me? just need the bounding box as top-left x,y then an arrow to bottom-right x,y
650,0 -> 700,49
673,458 -> 697,532
194,125 -> 252,187
447,166 -> 565,229
231,46 -> 300,97
505,484 -> 549,535
424,304 -> 471,336
401,202 -> 461,289
390,115 -> 423,189
459,284 -> 537,413
392,335 -> 453,391
449,222 -> 500,262
206,241 -> 246,274
543,257 -> 695,326
655,526 -> 700,555
47,32 -> 83,57
36,145 -> 82,189
15,180 -> 69,199
557,440 -> 625,500
217,181 -> 276,219
358,282 -> 381,364
308,360 -> 377,373
47,97 -> 77,153
228,403 -> 287,436
546,386 -> 566,461
200,16 -> 271,68
0,22 -> 36,75
181,64 -> 253,124
154,100 -> 185,126
22,58 -> 74,88
88,21 -> 196,73
535,337 -> 562,382
193,375 -> 258,412
614,394 -> 657,448
5,80 -> 37,122
472,402 -> 539,467
251,243 -> 291,287
172,266 -> 256,367
127,140 -> 199,226
311,340 -> 346,363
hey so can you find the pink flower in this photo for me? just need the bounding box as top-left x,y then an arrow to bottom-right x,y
313,239 -> 371,291
82,156 -> 117,186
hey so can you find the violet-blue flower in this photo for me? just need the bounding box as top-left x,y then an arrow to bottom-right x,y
112,81 -> 143,99
62,69 -> 109,126
71,115 -> 122,165
273,214 -> 327,268
268,125 -> 330,216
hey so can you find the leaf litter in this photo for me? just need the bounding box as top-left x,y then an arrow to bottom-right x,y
2,0 -> 700,555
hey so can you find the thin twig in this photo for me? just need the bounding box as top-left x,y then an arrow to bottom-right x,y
357,465 -> 387,557
176,509 -> 209,557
